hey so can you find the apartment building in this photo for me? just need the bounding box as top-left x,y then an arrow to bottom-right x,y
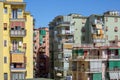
49,11 -> 120,80
33,27 -> 49,78
33,29 -> 39,77
49,14 -> 87,79
70,11 -> 120,80
71,41 -> 120,80
84,14 -> 105,45
0,0 -> 33,80
104,11 -> 120,43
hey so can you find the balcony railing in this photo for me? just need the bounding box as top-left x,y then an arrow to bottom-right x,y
86,68 -> 102,73
10,30 -> 26,37
10,48 -> 25,53
93,39 -> 105,43
107,68 -> 120,72
11,67 -> 26,72
10,18 -> 26,22
56,21 -> 70,27
85,56 -> 104,59
108,55 -> 120,59
71,67 -> 102,72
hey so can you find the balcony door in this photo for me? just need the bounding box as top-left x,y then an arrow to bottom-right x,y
12,9 -> 18,19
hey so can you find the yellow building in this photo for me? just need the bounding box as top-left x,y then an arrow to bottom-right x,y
0,0 -> 33,80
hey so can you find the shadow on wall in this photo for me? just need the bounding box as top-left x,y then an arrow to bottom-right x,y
35,47 -> 50,78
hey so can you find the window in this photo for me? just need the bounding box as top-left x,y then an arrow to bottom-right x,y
12,73 -> 25,80
17,9 -> 22,15
4,40 -> 7,47
115,35 -> 118,40
21,28 -> 24,30
81,27 -> 85,32
4,57 -> 7,63
4,73 -> 8,80
106,35 -> 108,40
15,26 -> 21,30
114,27 -> 118,32
4,7 -> 7,13
11,28 -> 14,30
35,46 -> 37,49
82,36 -> 85,41
106,17 -> 108,22
106,26 -> 108,31
65,27 -> 69,30
4,23 -> 7,30
114,18 -> 118,22
12,9 -> 18,19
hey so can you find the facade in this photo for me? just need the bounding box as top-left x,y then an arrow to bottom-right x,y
49,11 -> 120,79
104,11 -> 120,43
0,0 -> 33,80
71,41 -> 120,80
33,27 -> 49,78
49,14 -> 87,79
70,11 -> 120,80
84,15 -> 105,45
33,29 -> 40,77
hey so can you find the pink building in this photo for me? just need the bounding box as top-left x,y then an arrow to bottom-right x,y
33,27 -> 49,78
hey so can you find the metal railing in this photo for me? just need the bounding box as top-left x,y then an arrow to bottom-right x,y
10,30 -> 26,37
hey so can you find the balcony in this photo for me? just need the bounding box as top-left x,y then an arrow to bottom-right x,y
65,39 -> 74,43
57,32 -> 73,37
10,49 -> 25,63
84,55 -> 106,60
107,68 -> 120,72
56,21 -> 70,27
11,53 -> 25,63
108,55 -> 120,60
63,43 -> 73,49
58,58 -> 69,62
39,48 -> 45,53
10,64 -> 26,72
11,68 -> 26,72
93,39 -> 105,43
77,68 -> 102,73
10,30 -> 26,37
92,34 -> 104,39
10,18 -> 25,22
10,47 -> 26,53
92,19 -> 103,25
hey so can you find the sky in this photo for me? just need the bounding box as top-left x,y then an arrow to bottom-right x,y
25,0 -> 120,28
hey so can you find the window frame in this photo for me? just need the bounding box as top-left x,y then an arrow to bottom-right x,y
114,17 -> 118,22
4,23 -> 7,30
4,40 -> 7,47
4,73 -> 8,80
4,7 -> 7,14
4,57 -> 7,63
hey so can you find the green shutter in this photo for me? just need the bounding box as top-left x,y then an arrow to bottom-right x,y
40,30 -> 46,35
78,49 -> 84,56
109,61 -> 120,69
93,73 -> 102,80
72,50 -> 75,54
72,49 -> 84,56
39,35 -> 43,44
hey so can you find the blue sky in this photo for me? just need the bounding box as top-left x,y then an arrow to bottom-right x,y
25,0 -> 120,28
